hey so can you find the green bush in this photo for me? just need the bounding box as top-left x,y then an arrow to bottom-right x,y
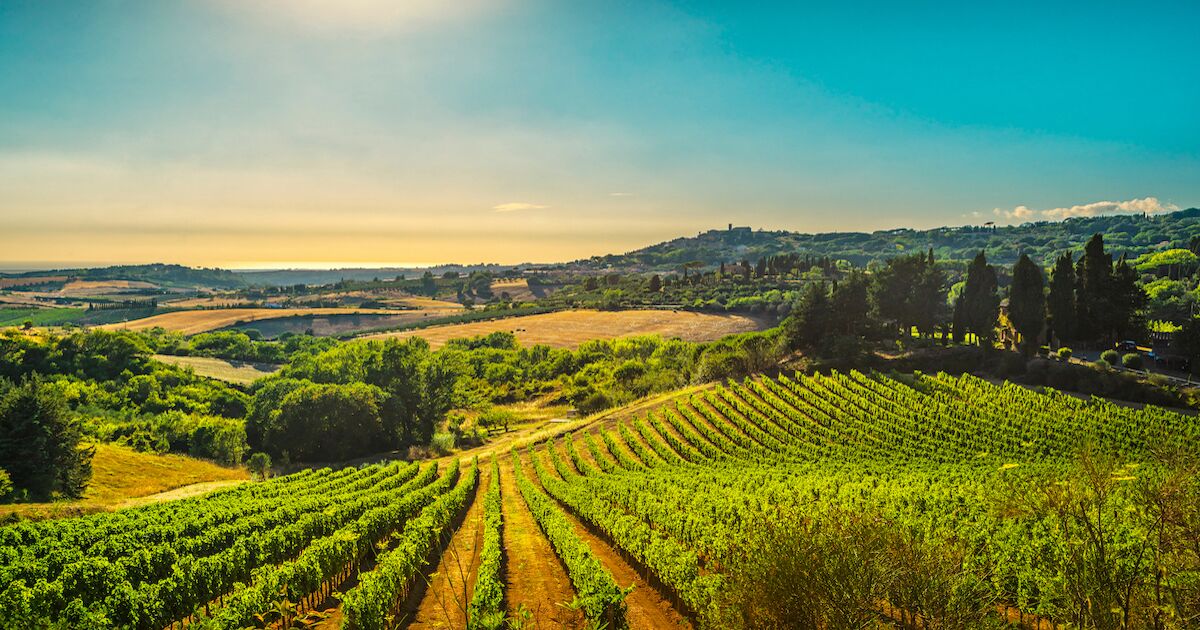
247,452 -> 271,479
0,468 -> 11,500
430,432 -> 456,455
1057,347 -> 1073,361
1101,349 -> 1120,365
1121,353 -> 1144,370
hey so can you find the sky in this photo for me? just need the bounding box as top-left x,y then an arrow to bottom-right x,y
1,0 -> 1197,269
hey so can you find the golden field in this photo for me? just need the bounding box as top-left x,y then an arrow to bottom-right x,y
1,444 -> 247,519
99,307 -> 424,335
361,308 -> 766,349
151,354 -> 281,385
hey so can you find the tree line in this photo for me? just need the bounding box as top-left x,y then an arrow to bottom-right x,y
783,233 -> 1157,360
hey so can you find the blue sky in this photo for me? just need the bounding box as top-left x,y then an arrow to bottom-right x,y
1,0 -> 1197,267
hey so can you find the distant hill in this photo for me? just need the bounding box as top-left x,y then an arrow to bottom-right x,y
234,264 -> 514,287
586,208 -> 1200,271
0,263 -> 246,289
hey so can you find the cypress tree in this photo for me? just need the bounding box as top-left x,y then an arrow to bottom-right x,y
1009,254 -> 1045,356
1075,234 -> 1113,343
1046,252 -> 1077,346
962,251 -> 999,346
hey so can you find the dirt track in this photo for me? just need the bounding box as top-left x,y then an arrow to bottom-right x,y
405,467 -> 491,629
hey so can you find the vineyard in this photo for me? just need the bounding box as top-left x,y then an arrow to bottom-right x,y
3,372 -> 1199,629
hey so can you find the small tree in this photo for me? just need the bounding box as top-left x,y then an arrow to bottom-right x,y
1121,353 -> 1144,370
477,408 -> 517,435
0,468 -> 12,501
247,452 -> 272,480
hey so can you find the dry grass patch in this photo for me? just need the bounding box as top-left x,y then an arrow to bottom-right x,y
1,443 -> 247,519
152,354 -> 281,385
57,279 -> 158,296
99,307 -> 409,335
490,278 -> 537,301
363,309 -> 767,349
0,275 -> 67,289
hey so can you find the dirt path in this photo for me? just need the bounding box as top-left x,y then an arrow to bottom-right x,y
117,479 -> 247,509
499,458 -> 584,629
521,450 -> 693,630
405,467 -> 491,629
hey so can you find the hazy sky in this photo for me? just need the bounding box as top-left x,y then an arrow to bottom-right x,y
1,1 -> 1198,268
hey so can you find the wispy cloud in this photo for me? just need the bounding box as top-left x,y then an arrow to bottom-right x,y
492,201 -> 548,212
609,192 -> 635,197
994,197 -> 1180,222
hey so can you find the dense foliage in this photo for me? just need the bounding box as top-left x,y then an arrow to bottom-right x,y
0,379 -> 94,500
587,207 -> 1200,270
0,330 -> 249,470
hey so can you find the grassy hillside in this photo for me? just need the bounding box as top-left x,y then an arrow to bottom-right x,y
151,354 -> 281,385
1,443 -> 247,520
0,306 -> 160,327
0,263 -> 245,289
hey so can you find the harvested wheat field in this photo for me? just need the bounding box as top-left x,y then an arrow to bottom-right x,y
161,295 -> 253,308
0,275 -> 68,289
362,309 -> 767,349
490,278 -> 539,301
100,307 -> 411,335
152,354 -> 281,385
57,279 -> 159,296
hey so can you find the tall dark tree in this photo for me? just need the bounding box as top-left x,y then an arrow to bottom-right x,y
831,272 -> 870,336
871,252 -> 947,338
951,294 -> 966,343
961,251 -> 999,346
1178,317 -> 1200,376
1075,234 -> 1113,343
648,274 -> 662,293
1008,254 -> 1045,356
1109,255 -> 1148,342
0,378 -> 94,498
783,282 -> 831,351
912,250 -> 947,338
1046,252 -> 1077,346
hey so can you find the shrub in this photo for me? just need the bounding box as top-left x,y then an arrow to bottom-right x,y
1121,353 -> 1144,370
247,452 -> 271,480
1057,347 -> 1073,361
1037,345 -> 1050,357
430,432 -> 456,455
1100,349 -> 1120,365
999,352 -> 1027,377
0,468 -> 11,500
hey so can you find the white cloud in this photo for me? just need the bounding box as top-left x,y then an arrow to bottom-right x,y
993,197 -> 1179,222
609,192 -> 635,197
492,202 -> 548,212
